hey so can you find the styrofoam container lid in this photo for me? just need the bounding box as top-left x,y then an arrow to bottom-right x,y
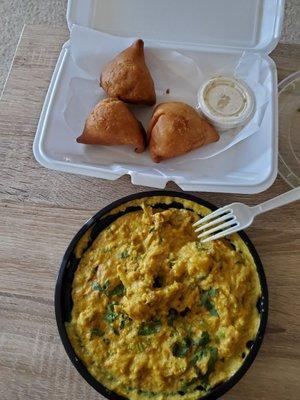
67,0 -> 284,53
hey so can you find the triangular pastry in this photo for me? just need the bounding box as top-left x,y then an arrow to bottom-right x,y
100,39 -> 156,106
148,102 -> 219,162
77,98 -> 146,153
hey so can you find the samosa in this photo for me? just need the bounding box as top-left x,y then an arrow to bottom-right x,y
100,39 -> 156,106
148,102 -> 219,162
76,98 -> 146,153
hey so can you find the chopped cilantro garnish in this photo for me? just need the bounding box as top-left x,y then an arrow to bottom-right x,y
180,378 -> 198,393
137,389 -> 156,397
119,250 -> 129,259
190,348 -> 207,365
104,302 -> 118,323
138,320 -> 161,336
201,289 -> 219,317
198,331 -> 210,347
136,342 -> 147,353
209,308 -> 219,317
92,280 -> 110,294
119,314 -> 130,329
109,283 -> 125,297
172,336 -> 192,358
167,308 -> 179,327
89,327 -> 104,339
217,329 -> 226,339
207,347 -> 218,374
195,347 -> 218,390
208,288 -> 218,297
91,282 -> 101,291
102,281 -> 110,292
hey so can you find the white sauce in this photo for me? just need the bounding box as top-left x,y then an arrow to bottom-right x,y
198,76 -> 255,131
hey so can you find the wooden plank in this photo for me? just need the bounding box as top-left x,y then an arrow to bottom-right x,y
0,25 -> 299,400
271,43 -> 300,82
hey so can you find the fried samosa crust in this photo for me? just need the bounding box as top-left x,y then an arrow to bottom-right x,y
100,39 -> 156,106
77,98 -> 146,153
148,102 -> 219,162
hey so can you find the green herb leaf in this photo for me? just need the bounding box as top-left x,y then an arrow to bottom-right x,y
104,303 -> 118,323
201,291 -> 210,307
135,342 -> 147,353
120,319 -> 125,329
180,377 -> 198,393
167,308 -> 179,327
201,289 -> 219,317
208,288 -> 218,297
209,307 -> 219,317
207,347 -> 218,375
119,250 -> 129,259
136,389 -> 156,397
198,331 -> 210,347
89,327 -> 104,339
190,348 -> 207,365
92,280 -> 110,294
197,348 -> 218,391
172,336 -> 192,358
119,314 -> 131,330
199,375 -> 210,391
109,283 -> 125,297
91,282 -> 102,291
217,329 -> 226,340
138,320 -> 161,336
119,314 -> 128,329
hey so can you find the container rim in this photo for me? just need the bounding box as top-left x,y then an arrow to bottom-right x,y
55,190 -> 268,400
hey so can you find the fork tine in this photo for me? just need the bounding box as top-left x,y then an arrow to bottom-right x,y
194,212 -> 234,233
193,207 -> 231,227
197,219 -> 237,239
201,225 -> 239,243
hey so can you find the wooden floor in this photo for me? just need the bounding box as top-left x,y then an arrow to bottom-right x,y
0,25 -> 299,400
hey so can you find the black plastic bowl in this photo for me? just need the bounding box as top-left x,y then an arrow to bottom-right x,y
55,190 -> 268,400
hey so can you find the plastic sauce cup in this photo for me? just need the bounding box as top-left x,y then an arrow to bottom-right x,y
197,76 -> 255,131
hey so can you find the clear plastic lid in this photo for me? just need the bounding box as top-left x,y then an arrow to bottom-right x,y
278,71 -> 300,188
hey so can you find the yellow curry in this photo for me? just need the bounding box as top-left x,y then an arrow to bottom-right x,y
66,196 -> 261,400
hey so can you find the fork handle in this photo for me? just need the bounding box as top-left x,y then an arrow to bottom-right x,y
251,187 -> 300,216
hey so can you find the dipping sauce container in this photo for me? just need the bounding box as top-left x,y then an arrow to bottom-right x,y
198,76 -> 255,131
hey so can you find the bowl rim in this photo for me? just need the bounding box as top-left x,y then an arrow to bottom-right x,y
55,190 -> 268,400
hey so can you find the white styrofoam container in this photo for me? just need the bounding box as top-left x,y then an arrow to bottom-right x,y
33,0 -> 285,193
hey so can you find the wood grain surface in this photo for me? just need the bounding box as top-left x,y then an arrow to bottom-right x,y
0,25 -> 299,400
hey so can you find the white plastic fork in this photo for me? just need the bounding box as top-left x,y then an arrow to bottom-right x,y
193,187 -> 300,243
